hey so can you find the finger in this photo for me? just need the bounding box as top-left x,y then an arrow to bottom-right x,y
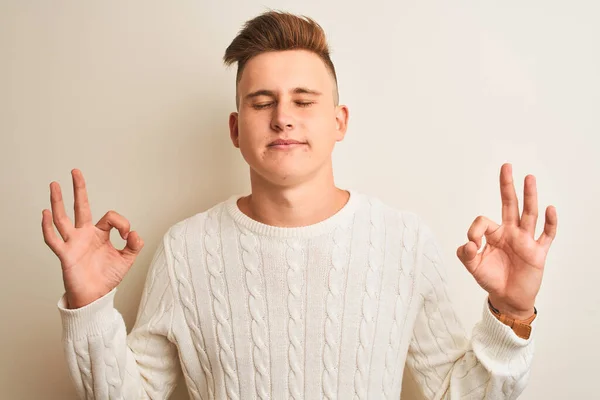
537,205 -> 558,251
466,215 -> 501,249
120,230 -> 144,260
50,181 -> 74,240
500,163 -> 521,226
458,215 -> 500,274
96,210 -> 131,240
456,241 -> 482,275
72,169 -> 93,228
41,209 -> 65,256
520,174 -> 538,237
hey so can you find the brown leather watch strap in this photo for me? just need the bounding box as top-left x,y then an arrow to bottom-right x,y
488,299 -> 537,340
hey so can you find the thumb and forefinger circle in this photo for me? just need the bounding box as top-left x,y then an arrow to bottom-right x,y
457,215 -> 501,273
120,230 -> 144,259
96,210 -> 130,239
95,210 -> 144,259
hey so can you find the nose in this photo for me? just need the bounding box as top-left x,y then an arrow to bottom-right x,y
270,103 -> 295,132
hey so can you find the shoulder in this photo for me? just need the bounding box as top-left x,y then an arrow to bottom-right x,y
162,198 -> 230,249
357,191 -> 423,236
357,191 -> 442,256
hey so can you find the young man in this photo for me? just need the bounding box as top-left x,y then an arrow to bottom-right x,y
43,11 -> 557,400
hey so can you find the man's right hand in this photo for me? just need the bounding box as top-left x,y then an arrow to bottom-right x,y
42,169 -> 144,309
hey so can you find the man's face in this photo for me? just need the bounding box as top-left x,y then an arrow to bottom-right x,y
229,50 -> 348,187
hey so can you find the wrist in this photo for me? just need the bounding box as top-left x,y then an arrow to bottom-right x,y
58,289 -> 118,341
488,296 -> 535,320
66,291 -> 108,309
488,298 -> 537,340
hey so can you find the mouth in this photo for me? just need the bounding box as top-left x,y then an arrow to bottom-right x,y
268,139 -> 308,148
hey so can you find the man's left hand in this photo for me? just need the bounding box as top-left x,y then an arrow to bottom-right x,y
456,163 -> 558,320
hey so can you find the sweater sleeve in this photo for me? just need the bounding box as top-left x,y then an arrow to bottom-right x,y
58,234 -> 181,399
405,220 -> 536,400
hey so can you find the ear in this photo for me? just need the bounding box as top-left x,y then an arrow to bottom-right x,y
229,112 -> 240,148
334,105 -> 349,142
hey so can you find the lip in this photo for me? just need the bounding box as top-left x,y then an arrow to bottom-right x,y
268,143 -> 307,151
268,139 -> 307,147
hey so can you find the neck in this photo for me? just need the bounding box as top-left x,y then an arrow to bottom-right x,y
239,165 -> 350,228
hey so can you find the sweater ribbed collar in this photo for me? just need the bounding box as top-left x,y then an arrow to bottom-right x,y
224,189 -> 361,238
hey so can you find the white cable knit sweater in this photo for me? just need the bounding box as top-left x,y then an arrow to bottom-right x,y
58,190 -> 535,399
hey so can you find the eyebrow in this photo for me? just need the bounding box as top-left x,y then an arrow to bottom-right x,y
244,87 -> 323,100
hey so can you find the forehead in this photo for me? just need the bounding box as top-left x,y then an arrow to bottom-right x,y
238,50 -> 333,94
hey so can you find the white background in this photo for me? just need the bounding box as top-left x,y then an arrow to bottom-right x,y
1,1 -> 598,398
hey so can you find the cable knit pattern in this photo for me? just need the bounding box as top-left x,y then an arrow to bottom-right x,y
204,207 -> 240,399
322,223 -> 352,399
102,324 -> 122,400
353,198 -> 386,399
58,190 -> 536,399
239,226 -> 271,399
169,223 -> 214,399
74,341 -> 93,398
383,212 -> 418,398
285,238 -> 305,399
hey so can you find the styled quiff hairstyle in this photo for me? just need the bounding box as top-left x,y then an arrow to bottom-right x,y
223,10 -> 339,107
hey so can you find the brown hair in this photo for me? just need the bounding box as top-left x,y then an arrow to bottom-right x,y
223,10 -> 339,106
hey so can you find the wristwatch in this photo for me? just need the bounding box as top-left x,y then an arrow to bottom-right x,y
488,299 -> 537,340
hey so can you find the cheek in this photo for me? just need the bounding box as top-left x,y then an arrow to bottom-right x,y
236,119 -> 271,164
306,113 -> 338,142
237,117 -> 263,145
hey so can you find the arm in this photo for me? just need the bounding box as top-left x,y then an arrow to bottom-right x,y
42,170 -> 182,398
58,236 -> 181,399
407,163 -> 557,399
406,222 -> 535,399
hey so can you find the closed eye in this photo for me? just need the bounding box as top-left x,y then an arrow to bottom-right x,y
252,101 -> 315,110
253,103 -> 274,110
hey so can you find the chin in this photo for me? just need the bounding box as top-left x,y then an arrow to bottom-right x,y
253,166 -> 314,187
